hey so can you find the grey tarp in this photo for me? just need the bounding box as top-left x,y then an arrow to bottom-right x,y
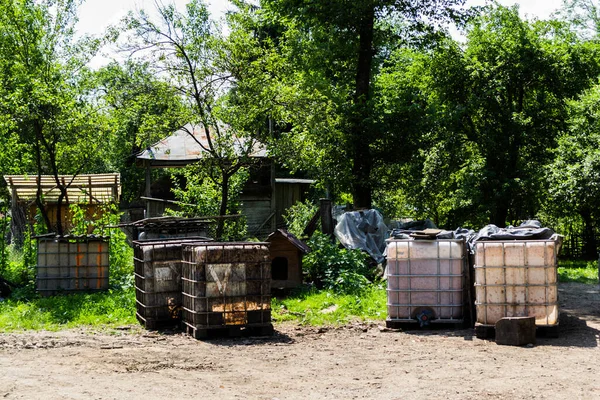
468,220 -> 558,253
334,209 -> 388,263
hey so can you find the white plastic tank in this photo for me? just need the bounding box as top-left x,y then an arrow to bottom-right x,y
386,239 -> 465,321
474,239 -> 559,326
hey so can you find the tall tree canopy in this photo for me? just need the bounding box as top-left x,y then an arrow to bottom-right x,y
376,5 -> 600,227
0,0 -> 104,234
122,0 -> 261,238
228,0 -> 468,208
93,61 -> 186,206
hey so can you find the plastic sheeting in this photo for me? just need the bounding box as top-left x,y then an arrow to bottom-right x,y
334,209 -> 388,263
467,220 -> 560,253
471,221 -> 555,242
436,227 -> 474,240
389,219 -> 437,239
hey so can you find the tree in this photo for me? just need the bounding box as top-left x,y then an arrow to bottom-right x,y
0,0 -> 105,235
93,61 -> 186,206
230,0 -> 468,209
555,0 -> 600,39
546,84 -> 600,258
370,5 -> 600,228
122,0 -> 262,239
457,6 -> 600,226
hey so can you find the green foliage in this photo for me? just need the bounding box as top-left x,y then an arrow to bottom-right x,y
372,5 -> 600,228
0,0 -> 109,234
303,232 -> 371,294
0,288 -> 136,331
558,259 -> 599,284
228,0 -> 468,207
122,1 -> 263,238
168,164 -> 249,241
282,200 -> 318,238
69,203 -> 133,288
555,0 -> 600,39
0,211 -> 9,275
272,285 -> 386,326
92,61 -> 186,206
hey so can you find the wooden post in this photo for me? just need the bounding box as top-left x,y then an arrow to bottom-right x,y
270,160 -> 277,232
145,160 -> 151,218
320,198 -> 333,236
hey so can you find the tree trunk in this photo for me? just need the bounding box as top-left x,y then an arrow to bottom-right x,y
33,124 -> 52,233
492,203 -> 509,228
55,187 -> 67,236
350,3 -> 375,209
581,208 -> 596,260
216,171 -> 230,240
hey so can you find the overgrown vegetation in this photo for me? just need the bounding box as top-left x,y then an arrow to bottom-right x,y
69,203 -> 133,288
558,260 -> 599,284
0,204 -> 135,331
0,289 -> 136,331
272,285 -> 386,326
303,232 -> 373,294
283,200 -> 318,238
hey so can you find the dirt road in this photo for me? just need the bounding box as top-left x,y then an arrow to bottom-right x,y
1,282 -> 599,400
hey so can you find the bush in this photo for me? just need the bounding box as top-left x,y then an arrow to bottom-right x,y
70,203 -> 133,289
303,232 -> 371,294
283,200 -> 318,238
558,259 -> 599,284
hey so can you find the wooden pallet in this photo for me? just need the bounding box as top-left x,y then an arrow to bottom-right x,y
386,319 -> 466,331
475,323 -> 559,340
183,323 -> 274,340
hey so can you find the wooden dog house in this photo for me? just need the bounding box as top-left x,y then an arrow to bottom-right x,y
266,229 -> 310,289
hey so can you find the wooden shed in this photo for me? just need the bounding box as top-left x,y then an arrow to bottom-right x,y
266,229 -> 311,289
4,174 -> 120,240
136,124 -> 314,238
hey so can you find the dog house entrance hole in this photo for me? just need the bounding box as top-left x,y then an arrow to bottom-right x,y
272,257 -> 288,280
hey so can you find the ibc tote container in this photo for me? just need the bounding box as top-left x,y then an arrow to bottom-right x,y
181,242 -> 273,339
386,239 -> 467,328
473,239 -> 559,332
36,236 -> 109,296
133,238 -> 210,329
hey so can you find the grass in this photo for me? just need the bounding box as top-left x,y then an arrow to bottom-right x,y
272,285 -> 387,326
1,252 -> 597,332
0,287 -> 136,332
558,259 -> 599,284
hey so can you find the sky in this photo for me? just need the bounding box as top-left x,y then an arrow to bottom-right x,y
75,0 -> 566,68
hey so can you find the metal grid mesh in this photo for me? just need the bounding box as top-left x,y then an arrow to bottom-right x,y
473,240 -> 559,326
36,237 -> 109,296
181,243 -> 271,329
386,239 -> 466,322
133,238 -> 211,328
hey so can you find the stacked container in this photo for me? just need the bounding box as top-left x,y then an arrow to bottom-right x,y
386,239 -> 467,328
37,236 -> 109,296
181,242 -> 272,338
473,239 -> 559,335
133,238 -> 209,329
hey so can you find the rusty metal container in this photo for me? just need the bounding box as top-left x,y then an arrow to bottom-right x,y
386,239 -> 466,327
36,236 -> 109,296
474,239 -> 559,327
133,238 -> 209,329
181,242 -> 272,338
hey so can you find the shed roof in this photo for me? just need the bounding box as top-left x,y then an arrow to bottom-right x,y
137,123 -> 267,168
267,229 -> 311,254
4,173 -> 121,204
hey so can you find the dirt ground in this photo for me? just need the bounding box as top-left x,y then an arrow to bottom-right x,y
0,282 -> 599,400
